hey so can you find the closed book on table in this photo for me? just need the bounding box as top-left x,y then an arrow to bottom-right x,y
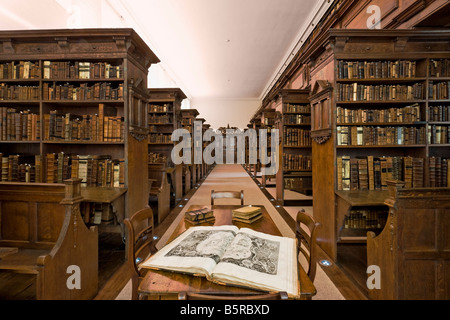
185,207 -> 215,224
232,206 -> 262,224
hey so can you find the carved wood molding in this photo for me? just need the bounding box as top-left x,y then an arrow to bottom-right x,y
311,128 -> 332,144
130,129 -> 149,142
1,39 -> 14,54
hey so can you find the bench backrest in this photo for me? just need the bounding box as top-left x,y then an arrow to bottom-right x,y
0,182 -> 66,250
148,163 -> 167,189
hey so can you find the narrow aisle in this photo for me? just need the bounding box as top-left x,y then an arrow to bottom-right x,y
156,164 -> 294,250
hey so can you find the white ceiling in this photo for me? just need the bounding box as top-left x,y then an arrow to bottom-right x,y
118,0 -> 333,101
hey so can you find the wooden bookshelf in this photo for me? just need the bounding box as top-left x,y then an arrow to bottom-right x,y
148,88 -> 186,204
0,28 -> 160,226
307,29 -> 450,261
248,113 -> 262,178
275,89 -> 312,205
196,117 -> 206,181
260,108 -> 276,187
180,108 -> 199,193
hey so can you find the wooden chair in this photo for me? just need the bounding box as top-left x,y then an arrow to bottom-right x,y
124,206 -> 157,300
211,190 -> 244,205
178,291 -> 288,300
296,209 -> 321,283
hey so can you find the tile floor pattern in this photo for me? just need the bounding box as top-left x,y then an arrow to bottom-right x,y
116,164 -> 344,300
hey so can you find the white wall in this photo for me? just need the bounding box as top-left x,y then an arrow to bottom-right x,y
191,98 -> 260,130
0,0 -> 257,126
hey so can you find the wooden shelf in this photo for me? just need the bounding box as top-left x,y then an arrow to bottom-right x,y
336,77 -> 427,83
337,121 -> 426,126
0,28 -> 160,222
337,100 -> 427,105
336,144 -> 426,148
275,89 -> 312,205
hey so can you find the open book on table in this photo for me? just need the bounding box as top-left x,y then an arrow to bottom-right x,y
140,225 -> 299,298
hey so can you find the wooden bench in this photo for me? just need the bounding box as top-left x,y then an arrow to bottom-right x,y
148,164 -> 170,225
183,164 -> 192,194
367,180 -> 450,300
0,179 -> 98,300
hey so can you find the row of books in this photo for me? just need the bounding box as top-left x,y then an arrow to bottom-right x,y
429,157 -> 450,187
1,154 -> 36,182
337,60 -> 417,79
0,84 -> 40,100
263,117 -> 275,126
148,133 -> 172,144
0,153 -> 125,187
336,83 -> 424,102
283,128 -> 312,147
0,107 -> 40,141
149,104 -> 172,113
429,125 -> 450,144
43,61 -> 124,80
429,59 -> 450,78
283,153 -> 312,171
337,126 -> 426,146
343,209 -> 388,230
284,114 -> 311,125
51,153 -> 124,187
336,104 -> 421,124
284,176 -> 312,191
43,82 -> 124,101
148,114 -> 173,124
0,61 -> 41,80
429,105 -> 450,122
82,202 -> 115,225
337,156 -> 424,191
43,111 -> 124,142
428,81 -> 450,100
285,103 -> 311,113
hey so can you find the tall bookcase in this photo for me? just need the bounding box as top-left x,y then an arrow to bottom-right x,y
147,88 -> 185,165
275,89 -> 312,205
148,88 -> 186,203
180,108 -> 199,193
260,108 -> 276,187
308,29 -> 450,261
0,29 -> 159,224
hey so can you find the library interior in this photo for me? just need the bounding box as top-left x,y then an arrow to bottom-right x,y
0,0 -> 449,301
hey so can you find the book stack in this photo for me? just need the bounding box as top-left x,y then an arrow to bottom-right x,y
232,206 -> 262,224
184,207 -> 215,225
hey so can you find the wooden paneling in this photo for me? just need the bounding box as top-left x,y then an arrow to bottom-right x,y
1,202 -> 29,242
368,183 -> 450,299
36,203 -> 65,243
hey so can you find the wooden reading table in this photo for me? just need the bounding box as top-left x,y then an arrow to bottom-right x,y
138,204 -> 316,300
80,186 -> 127,232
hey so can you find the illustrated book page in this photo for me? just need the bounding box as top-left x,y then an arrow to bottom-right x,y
140,225 -> 299,298
210,228 -> 299,298
140,225 -> 239,277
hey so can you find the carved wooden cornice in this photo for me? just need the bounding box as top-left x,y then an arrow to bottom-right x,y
0,28 -> 160,70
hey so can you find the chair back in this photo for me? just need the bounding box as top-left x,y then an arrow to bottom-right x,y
123,206 -> 156,300
296,209 -> 321,283
178,291 -> 288,300
211,190 -> 244,205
